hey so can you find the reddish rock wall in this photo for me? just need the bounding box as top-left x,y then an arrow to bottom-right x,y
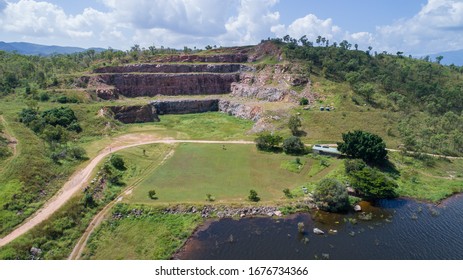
94,64 -> 242,74
100,73 -> 239,97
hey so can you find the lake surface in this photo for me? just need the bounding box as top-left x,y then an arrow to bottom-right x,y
177,195 -> 463,259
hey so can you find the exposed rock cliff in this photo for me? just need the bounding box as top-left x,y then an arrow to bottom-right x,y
94,64 -> 245,74
107,105 -> 159,124
231,83 -> 298,102
90,73 -> 240,97
151,99 -> 219,114
218,100 -> 263,121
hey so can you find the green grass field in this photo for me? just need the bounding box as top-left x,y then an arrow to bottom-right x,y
129,143 -> 341,204
82,206 -> 202,260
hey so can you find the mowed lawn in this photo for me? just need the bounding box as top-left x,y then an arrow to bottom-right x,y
130,143 -> 318,204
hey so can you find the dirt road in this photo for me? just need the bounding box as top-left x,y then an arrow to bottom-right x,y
0,134 -> 253,248
68,148 -> 176,260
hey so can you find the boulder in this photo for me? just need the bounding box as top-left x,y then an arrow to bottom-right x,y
313,228 -> 325,235
354,205 -> 362,212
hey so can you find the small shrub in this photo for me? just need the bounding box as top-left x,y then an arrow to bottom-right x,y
344,159 -> 366,174
283,188 -> 293,198
288,115 -> 302,136
320,158 -> 330,167
299,97 -> 309,105
248,189 -> 260,202
255,132 -> 282,151
282,136 -> 306,155
148,190 -> 157,200
110,154 -> 126,170
313,178 -> 349,213
206,193 -> 215,202
69,146 -> 87,160
39,92 -> 50,101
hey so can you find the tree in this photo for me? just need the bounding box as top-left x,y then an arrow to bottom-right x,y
282,136 -> 306,155
83,192 -> 95,208
355,83 -> 375,103
248,189 -> 260,202
337,130 -> 387,164
255,132 -> 283,151
435,55 -> 444,64
350,167 -> 398,200
313,178 -> 349,212
288,115 -> 302,136
148,190 -> 157,200
283,188 -> 293,198
110,154 -> 126,170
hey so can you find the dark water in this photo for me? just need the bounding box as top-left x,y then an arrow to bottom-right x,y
177,195 -> 463,259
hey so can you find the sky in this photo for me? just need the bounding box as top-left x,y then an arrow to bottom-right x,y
0,0 -> 462,55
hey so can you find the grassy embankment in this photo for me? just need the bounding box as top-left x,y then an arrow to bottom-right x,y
81,204 -> 202,260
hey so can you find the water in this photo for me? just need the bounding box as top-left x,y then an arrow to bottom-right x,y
177,195 -> 463,259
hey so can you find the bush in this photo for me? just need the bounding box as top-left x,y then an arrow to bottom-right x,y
282,136 -> 306,155
39,92 -> 50,101
255,132 -> 282,151
283,188 -> 293,198
110,154 -> 126,170
148,190 -> 157,200
68,146 -> 87,160
337,130 -> 387,164
350,167 -> 398,200
248,189 -> 260,202
299,97 -> 309,105
288,115 -> 302,136
313,178 -> 349,213
57,96 -> 79,104
206,193 -> 215,202
344,159 -> 367,174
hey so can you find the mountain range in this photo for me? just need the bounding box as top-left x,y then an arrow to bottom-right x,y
0,41 -> 105,56
428,49 -> 463,66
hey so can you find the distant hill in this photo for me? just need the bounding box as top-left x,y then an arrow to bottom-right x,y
429,49 -> 463,66
0,41 -> 105,56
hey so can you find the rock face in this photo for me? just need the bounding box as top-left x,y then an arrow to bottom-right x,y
231,83 -> 298,102
94,73 -> 240,97
218,100 -> 263,121
107,105 -> 159,124
94,63 -> 245,74
151,99 -> 219,114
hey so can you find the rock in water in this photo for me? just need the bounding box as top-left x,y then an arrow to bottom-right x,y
313,228 -> 324,235
354,205 -> 362,212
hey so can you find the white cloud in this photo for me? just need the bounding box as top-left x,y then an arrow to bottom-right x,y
102,0 -> 237,37
2,0 -> 462,55
276,14 -> 342,41
376,0 -> 463,54
0,0 -> 114,44
221,0 -> 280,45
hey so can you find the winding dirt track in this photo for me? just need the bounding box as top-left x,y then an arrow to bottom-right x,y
0,135 -> 253,248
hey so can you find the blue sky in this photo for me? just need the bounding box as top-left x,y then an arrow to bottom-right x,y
0,0 -> 461,55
